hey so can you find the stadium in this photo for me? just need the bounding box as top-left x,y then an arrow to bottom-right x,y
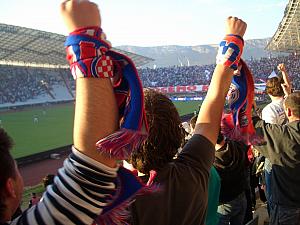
0,0 -> 300,224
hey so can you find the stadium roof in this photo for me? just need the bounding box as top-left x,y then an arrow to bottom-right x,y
0,23 -> 154,68
266,0 -> 300,53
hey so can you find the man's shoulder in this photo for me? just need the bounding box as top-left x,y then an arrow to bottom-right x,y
186,134 -> 214,148
262,101 -> 286,124
176,134 -> 215,172
286,121 -> 300,135
262,102 -> 283,115
180,134 -> 215,157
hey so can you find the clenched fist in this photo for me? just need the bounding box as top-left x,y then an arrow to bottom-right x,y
277,63 -> 287,73
60,0 -> 101,32
225,16 -> 247,38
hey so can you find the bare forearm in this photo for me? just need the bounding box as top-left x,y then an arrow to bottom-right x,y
282,71 -> 291,86
193,16 -> 246,144
73,78 -> 118,167
278,63 -> 292,87
194,65 -> 233,144
281,71 -> 292,96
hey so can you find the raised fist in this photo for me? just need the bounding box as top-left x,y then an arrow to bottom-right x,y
225,16 -> 247,38
277,63 -> 286,73
60,0 -> 101,32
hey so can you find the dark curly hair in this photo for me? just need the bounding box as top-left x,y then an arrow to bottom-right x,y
265,76 -> 284,97
130,89 -> 185,174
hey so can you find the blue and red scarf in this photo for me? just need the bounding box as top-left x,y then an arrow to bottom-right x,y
221,59 -> 256,144
65,27 -> 152,224
65,27 -> 148,160
216,34 -> 256,144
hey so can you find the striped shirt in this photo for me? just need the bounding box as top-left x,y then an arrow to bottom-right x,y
11,147 -> 118,225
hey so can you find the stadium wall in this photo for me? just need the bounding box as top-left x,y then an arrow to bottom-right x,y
17,145 -> 71,167
0,99 -> 74,111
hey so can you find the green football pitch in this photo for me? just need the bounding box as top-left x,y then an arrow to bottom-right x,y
0,101 -> 201,158
0,104 -> 74,158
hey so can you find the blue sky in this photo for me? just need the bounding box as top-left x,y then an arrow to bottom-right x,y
0,0 -> 288,47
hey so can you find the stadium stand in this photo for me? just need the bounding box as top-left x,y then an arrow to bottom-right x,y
0,23 -> 154,107
0,54 -> 299,107
1,23 -> 299,109
266,0 -> 300,53
0,23 -> 154,68
138,54 -> 300,90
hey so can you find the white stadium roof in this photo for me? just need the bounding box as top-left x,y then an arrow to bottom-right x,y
0,23 -> 153,68
266,0 -> 300,53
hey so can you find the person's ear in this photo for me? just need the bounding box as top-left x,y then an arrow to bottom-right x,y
286,107 -> 292,117
5,178 -> 16,198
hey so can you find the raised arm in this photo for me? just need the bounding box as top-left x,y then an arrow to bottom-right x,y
278,63 -> 291,87
60,0 -> 118,167
278,63 -> 292,97
194,17 -> 247,144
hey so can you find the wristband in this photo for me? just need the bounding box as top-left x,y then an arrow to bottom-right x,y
216,34 -> 244,70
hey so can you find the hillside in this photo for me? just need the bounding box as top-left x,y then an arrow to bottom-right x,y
117,38 -> 286,68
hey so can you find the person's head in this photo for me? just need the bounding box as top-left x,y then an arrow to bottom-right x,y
265,76 -> 284,97
42,174 -> 55,188
0,129 -> 23,222
189,115 -> 197,133
31,193 -> 36,198
284,92 -> 300,122
130,89 -> 185,174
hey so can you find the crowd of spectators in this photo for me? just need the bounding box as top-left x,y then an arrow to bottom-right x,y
0,54 -> 299,105
138,54 -> 300,90
246,54 -> 300,87
139,64 -> 215,87
0,66 -> 63,104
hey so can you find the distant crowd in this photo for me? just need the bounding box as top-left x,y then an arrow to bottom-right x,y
139,54 -> 300,89
0,66 -> 62,104
0,54 -> 300,104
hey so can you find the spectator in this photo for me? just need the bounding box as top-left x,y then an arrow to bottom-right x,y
190,114 -> 221,225
260,63 -> 291,216
28,192 -> 40,208
128,17 -> 247,225
214,131 -> 249,225
0,1 -> 123,224
250,148 -> 267,207
252,92 -> 300,225
42,174 -> 55,188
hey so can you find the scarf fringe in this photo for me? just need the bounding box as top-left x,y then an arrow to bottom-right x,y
221,115 -> 265,145
95,199 -> 131,225
96,128 -> 148,160
95,182 -> 160,225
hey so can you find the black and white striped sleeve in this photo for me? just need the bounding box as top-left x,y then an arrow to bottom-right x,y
11,147 -> 118,225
